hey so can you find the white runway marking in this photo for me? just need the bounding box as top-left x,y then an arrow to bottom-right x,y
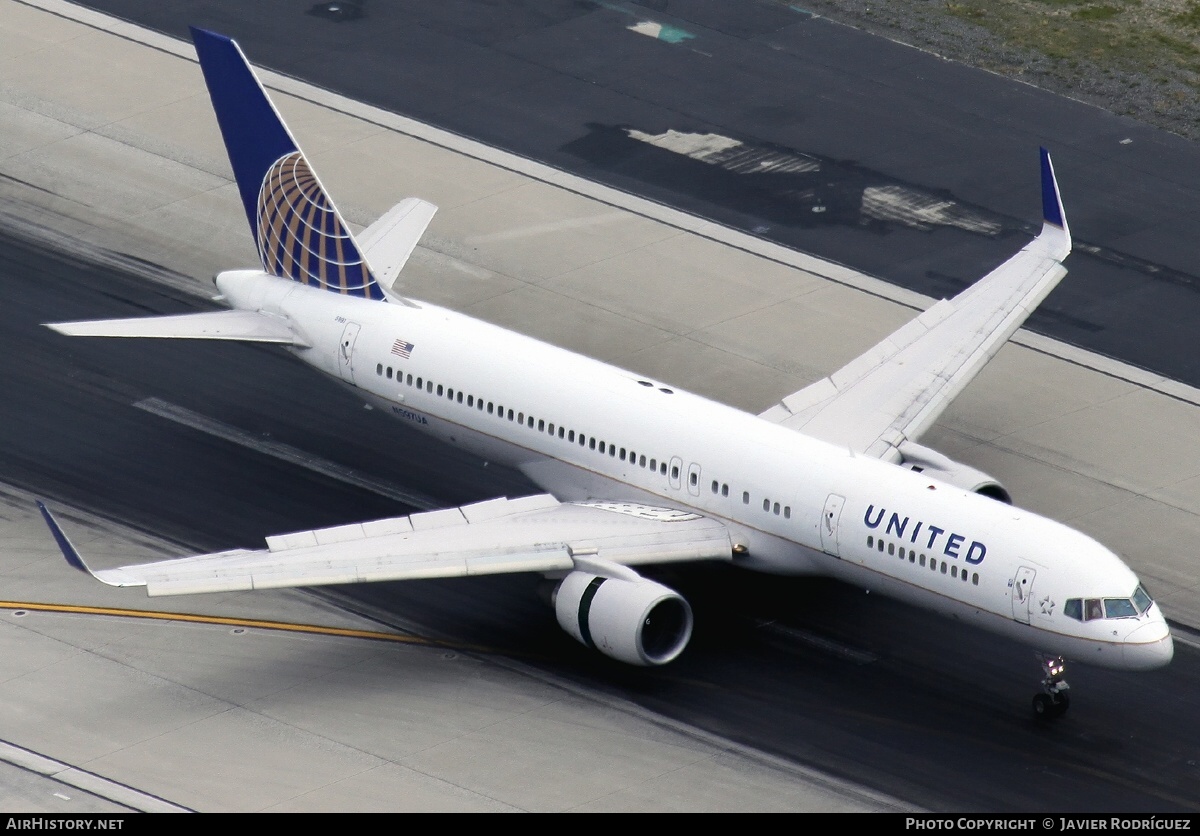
133,397 -> 439,510
464,211 -> 631,244
0,739 -> 191,812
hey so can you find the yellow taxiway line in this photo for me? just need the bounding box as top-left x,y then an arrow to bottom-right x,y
0,600 -> 492,652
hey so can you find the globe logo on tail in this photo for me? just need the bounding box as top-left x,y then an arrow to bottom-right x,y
255,152 -> 382,299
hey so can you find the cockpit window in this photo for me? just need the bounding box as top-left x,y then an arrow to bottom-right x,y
1065,586 -> 1155,622
1132,584 -> 1153,614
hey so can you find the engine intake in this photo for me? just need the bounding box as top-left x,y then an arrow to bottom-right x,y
898,441 -> 1012,504
553,567 -> 693,666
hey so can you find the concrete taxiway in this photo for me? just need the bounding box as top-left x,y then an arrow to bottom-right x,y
0,0 -> 1198,812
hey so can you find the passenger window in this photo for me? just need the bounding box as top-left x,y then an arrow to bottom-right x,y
672,465 -> 680,479
599,441 -> 606,454
446,388 -> 453,399
867,535 -> 874,548
690,472 -> 698,486
660,462 -> 667,475
437,384 -> 443,396
558,427 -> 565,439
620,448 -> 627,460
888,543 -> 894,556
528,415 -> 535,428
783,506 -> 790,518
427,381 -> 433,393
711,480 -> 718,494
376,363 -> 383,375
387,367 -> 393,379
899,547 -> 906,559
507,409 -> 514,420
406,374 -> 412,385
743,491 -> 750,505
467,395 -> 474,407
951,566 -> 958,579
518,412 -> 524,424
589,438 -> 596,450
416,377 -> 423,388
772,502 -> 780,515
919,555 -> 926,567
457,392 -> 464,403
940,563 -> 947,574
650,458 -> 657,470
639,455 -> 646,467
545,422 -> 551,433
722,484 -> 728,497
610,446 -> 616,457
487,403 -> 494,414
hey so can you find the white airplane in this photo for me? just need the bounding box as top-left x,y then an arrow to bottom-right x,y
38,28 -> 1173,719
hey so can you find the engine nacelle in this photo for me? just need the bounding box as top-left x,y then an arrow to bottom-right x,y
553,568 -> 693,666
898,441 -> 1012,504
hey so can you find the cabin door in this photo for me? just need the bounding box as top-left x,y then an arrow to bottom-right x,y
820,494 -> 845,557
337,321 -> 361,384
1011,566 -> 1036,623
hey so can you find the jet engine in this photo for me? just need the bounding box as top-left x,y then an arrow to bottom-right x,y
898,441 -> 1012,504
552,564 -> 693,666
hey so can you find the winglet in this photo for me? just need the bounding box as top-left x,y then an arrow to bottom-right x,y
1039,147 -> 1071,253
36,501 -> 94,577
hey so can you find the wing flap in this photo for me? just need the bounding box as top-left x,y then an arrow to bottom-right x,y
41,496 -> 732,597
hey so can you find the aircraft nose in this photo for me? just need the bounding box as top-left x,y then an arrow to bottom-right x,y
1124,619 -> 1174,670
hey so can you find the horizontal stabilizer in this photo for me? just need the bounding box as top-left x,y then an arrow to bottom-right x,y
359,198 -> 438,304
44,310 -> 306,346
40,495 -> 733,596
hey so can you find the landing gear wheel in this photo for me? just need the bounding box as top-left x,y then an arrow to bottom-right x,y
1032,654 -> 1070,719
1032,694 -> 1053,718
1052,692 -> 1070,717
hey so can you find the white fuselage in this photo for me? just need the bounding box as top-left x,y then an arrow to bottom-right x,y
219,271 -> 1174,671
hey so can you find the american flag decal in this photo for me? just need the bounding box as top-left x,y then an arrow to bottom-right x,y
391,339 -> 415,359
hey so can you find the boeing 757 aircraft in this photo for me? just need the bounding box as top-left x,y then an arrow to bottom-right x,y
38,28 -> 1173,718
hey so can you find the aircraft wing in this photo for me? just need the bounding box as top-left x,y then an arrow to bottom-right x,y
38,496 -> 732,596
758,149 -> 1072,461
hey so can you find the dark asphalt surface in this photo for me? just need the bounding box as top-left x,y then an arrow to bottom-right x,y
9,0 -> 1200,812
73,0 -> 1200,386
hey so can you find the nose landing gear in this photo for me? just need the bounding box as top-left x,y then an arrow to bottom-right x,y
1032,655 -> 1070,719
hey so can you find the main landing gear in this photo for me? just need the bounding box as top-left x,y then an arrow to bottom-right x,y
1032,655 -> 1070,719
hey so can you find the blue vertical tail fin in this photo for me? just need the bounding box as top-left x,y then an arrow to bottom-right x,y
190,27 -> 383,300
